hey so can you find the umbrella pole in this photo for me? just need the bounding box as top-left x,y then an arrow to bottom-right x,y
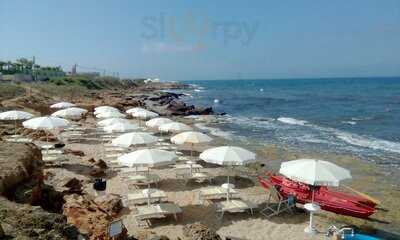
46,131 -> 49,155
14,119 -> 17,136
227,174 -> 230,202
147,183 -> 151,206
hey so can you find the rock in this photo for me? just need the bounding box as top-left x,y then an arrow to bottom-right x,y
95,159 -> 108,169
150,236 -> 170,240
0,196 -> 80,239
89,167 -> 106,178
85,157 -> 96,163
0,224 -> 4,238
93,194 -> 123,216
63,194 -> 126,240
183,223 -> 222,240
63,178 -> 83,194
0,143 -> 43,195
64,149 -> 85,157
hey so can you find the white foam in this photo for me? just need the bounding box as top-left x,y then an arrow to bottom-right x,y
194,123 -> 233,139
342,121 -> 357,125
335,131 -> 400,154
277,117 -> 308,126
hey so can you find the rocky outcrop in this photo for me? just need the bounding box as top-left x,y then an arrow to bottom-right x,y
183,223 -> 222,240
0,196 -> 79,239
0,143 -> 43,195
63,194 -> 126,240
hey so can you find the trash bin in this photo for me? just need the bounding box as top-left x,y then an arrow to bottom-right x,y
93,178 -> 106,191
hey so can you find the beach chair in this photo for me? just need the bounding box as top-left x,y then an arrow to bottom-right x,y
41,149 -> 63,155
127,174 -> 161,188
133,203 -> 182,227
5,137 -> 33,143
215,199 -> 258,219
125,189 -> 167,205
120,167 -> 150,176
260,181 -> 295,217
198,186 -> 239,203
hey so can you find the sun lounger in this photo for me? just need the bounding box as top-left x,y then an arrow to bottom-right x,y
5,137 -> 33,143
121,167 -> 150,175
215,199 -> 258,219
173,163 -> 203,172
260,179 -> 295,217
127,174 -> 161,187
41,144 -> 55,150
42,155 -> 67,162
104,153 -> 123,159
125,189 -> 167,205
41,149 -> 63,155
133,203 -> 182,227
198,186 -> 239,203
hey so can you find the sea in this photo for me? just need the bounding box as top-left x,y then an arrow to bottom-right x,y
175,77 -> 400,176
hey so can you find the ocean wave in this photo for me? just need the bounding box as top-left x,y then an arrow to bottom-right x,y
194,123 -> 233,139
342,121 -> 357,125
335,131 -> 400,154
277,117 -> 308,126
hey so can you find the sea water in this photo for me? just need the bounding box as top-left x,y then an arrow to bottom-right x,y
177,77 -> 400,174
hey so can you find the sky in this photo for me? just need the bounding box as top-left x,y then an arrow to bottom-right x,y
1,0 -> 400,81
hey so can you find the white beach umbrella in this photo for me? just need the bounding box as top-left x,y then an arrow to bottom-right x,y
22,116 -> 70,150
200,146 -> 256,201
103,122 -> 139,133
22,116 -> 70,130
94,106 -> 120,115
51,107 -> 88,120
279,159 -> 351,234
117,148 -> 177,167
171,131 -> 213,156
112,132 -> 158,148
159,122 -> 192,133
96,111 -> 126,119
94,106 -> 119,111
97,118 -> 130,127
279,159 -> 351,187
131,109 -> 159,120
126,107 -> 146,114
199,146 -> 256,166
0,110 -> 34,135
145,117 -> 173,128
50,102 -> 76,109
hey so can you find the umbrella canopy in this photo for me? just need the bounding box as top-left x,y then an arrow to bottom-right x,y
145,117 -> 173,128
51,107 -> 88,119
0,110 -> 34,120
126,107 -> 146,114
94,106 -> 119,111
50,102 -> 76,109
96,111 -> 126,119
112,132 -> 158,147
117,148 -> 177,167
97,118 -> 130,127
279,159 -> 352,187
171,131 -> 212,145
159,122 -> 192,133
131,109 -> 159,119
199,146 -> 256,166
103,122 -> 139,133
22,116 -> 70,130
94,106 -> 120,115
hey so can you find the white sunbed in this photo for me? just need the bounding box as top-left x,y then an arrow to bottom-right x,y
198,186 -> 239,203
5,137 -> 33,143
173,163 -> 203,172
42,155 -> 67,163
41,149 -> 63,155
127,174 -> 161,188
120,167 -> 150,175
133,203 -> 182,227
215,199 -> 258,219
125,189 -> 167,205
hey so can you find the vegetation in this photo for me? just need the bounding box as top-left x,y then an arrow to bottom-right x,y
0,83 -> 26,100
0,58 -> 63,75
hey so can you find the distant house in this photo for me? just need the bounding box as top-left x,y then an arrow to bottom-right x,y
34,68 -> 66,80
144,78 -> 161,83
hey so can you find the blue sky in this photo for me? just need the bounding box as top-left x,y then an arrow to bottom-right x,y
1,0 -> 399,80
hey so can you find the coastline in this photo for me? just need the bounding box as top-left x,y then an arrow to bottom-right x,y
0,81 -> 399,239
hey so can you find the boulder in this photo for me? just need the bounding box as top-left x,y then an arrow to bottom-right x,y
64,149 -> 85,157
0,143 -> 43,195
183,223 -> 222,240
62,178 -> 84,194
63,194 -> 126,240
0,196 -> 79,239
